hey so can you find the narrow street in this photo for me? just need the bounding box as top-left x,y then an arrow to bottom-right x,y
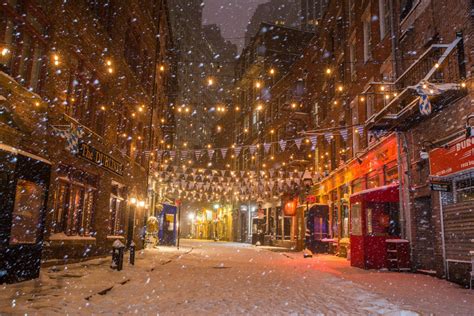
1,240 -> 473,315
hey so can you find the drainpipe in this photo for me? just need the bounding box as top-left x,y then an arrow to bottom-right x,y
438,193 -> 447,278
389,0 -> 399,79
396,132 -> 406,239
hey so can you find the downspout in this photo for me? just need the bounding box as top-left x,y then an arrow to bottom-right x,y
396,132 -> 406,239
389,0 -> 399,79
145,3 -> 161,222
438,193 -> 447,278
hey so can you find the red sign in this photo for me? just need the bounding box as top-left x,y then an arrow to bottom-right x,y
306,195 -> 317,203
430,137 -> 474,177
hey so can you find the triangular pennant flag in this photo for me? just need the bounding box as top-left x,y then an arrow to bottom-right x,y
249,145 -> 257,156
355,125 -> 364,135
234,146 -> 242,157
208,149 -> 215,159
195,150 -> 201,160
340,128 -> 349,142
294,138 -> 303,149
181,150 -> 188,159
324,132 -> 333,143
279,140 -> 287,151
263,143 -> 271,154
310,135 -> 317,147
220,148 -> 228,158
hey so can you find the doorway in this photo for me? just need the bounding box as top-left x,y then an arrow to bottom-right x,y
0,150 -> 51,283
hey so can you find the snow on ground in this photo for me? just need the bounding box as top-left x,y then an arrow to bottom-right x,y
1,239 -> 473,315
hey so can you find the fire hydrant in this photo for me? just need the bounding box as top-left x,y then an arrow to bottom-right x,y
111,239 -> 125,271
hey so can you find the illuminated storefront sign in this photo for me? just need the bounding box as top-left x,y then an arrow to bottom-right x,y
429,137 -> 474,177
78,143 -> 124,176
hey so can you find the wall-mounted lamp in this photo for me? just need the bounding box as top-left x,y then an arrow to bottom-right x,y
466,114 -> 474,138
419,141 -> 435,160
355,152 -> 364,164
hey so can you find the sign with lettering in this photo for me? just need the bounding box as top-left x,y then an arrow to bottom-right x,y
430,181 -> 451,192
78,143 -> 124,176
429,137 -> 474,177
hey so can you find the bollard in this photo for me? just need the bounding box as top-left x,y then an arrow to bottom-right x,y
111,239 -> 125,271
129,241 -> 135,265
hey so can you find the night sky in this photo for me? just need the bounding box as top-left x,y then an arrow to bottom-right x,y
203,0 -> 269,52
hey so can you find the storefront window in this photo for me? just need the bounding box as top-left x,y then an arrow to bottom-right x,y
52,166 -> 97,237
350,202 -> 362,235
352,178 -> 365,193
384,162 -> 398,184
455,177 -> 474,202
9,179 -> 45,245
366,202 -> 400,236
341,204 -> 349,238
367,172 -> 380,189
109,182 -> 127,236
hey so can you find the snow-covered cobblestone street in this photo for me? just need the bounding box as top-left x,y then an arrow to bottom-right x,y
1,240 -> 473,315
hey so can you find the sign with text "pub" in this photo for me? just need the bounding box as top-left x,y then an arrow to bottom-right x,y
78,143 -> 124,176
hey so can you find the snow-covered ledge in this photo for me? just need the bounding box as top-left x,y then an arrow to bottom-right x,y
107,235 -> 125,240
48,233 -> 96,244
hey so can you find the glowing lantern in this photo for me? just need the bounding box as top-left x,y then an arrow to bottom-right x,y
283,198 -> 298,216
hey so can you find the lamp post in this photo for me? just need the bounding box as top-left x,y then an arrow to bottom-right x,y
297,170 -> 313,252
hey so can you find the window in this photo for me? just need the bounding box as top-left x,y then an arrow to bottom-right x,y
384,162 -> 398,184
349,37 -> 356,81
109,182 -> 127,236
378,0 -> 391,39
363,11 -> 372,62
87,0 -> 116,34
67,60 -> 105,136
455,177 -> 474,203
0,2 -> 48,92
367,171 -> 380,189
10,179 -> 46,245
400,0 -> 418,21
52,166 -> 97,237
352,178 -> 365,193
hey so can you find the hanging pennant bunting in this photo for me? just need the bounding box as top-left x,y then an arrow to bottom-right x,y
310,135 -> 317,147
234,146 -> 242,157
208,149 -> 215,159
355,125 -> 364,135
324,132 -> 333,143
279,139 -> 287,151
340,129 -> 349,141
263,143 -> 271,154
220,148 -> 228,158
294,138 -> 303,149
249,145 -> 257,156
195,150 -> 201,160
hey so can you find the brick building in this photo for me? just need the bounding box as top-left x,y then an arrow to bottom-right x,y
303,0 -> 473,286
234,22 -> 313,243
0,0 -> 176,283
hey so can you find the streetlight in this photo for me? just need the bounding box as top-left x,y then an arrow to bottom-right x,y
300,170 -> 313,255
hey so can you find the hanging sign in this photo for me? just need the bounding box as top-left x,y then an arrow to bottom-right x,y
78,143 -> 124,176
430,181 -> 451,192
